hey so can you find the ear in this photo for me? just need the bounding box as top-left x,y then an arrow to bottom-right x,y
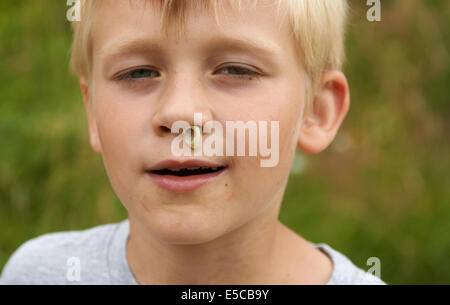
80,77 -> 102,154
298,70 -> 350,154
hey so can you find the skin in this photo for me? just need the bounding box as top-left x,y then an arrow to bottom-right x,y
80,0 -> 350,284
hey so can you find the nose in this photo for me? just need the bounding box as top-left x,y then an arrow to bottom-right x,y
152,70 -> 214,136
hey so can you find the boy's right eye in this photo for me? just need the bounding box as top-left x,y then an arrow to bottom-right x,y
116,68 -> 160,81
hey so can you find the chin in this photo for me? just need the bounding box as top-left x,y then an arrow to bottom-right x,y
141,211 -> 227,246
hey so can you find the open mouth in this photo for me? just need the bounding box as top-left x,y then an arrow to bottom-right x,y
151,166 -> 226,177
145,160 -> 228,192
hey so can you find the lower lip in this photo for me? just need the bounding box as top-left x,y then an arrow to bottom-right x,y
146,168 -> 227,193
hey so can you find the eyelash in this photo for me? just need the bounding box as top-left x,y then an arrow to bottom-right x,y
216,65 -> 262,80
115,65 -> 262,82
115,68 -> 159,81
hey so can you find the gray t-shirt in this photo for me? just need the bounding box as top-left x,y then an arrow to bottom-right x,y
0,219 -> 385,285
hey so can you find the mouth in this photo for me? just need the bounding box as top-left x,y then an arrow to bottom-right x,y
151,166 -> 226,177
145,160 -> 228,193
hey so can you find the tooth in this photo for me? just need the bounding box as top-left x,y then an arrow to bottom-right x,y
168,168 -> 181,172
211,167 -> 218,171
188,167 -> 200,170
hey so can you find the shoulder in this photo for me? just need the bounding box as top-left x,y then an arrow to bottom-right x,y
313,243 -> 387,285
0,221 -> 124,284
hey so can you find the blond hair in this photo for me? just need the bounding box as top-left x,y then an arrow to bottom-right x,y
70,0 -> 347,115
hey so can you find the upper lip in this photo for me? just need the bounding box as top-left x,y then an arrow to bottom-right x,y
147,159 -> 227,172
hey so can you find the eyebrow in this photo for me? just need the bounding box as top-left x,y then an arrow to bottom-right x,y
98,38 -> 164,65
203,36 -> 281,59
99,35 -> 281,67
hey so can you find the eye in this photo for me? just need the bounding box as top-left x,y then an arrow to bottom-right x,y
216,64 -> 261,80
116,68 -> 160,81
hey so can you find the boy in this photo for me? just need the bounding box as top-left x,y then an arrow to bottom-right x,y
0,0 -> 385,284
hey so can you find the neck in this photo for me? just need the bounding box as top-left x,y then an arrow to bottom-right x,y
126,203 -> 299,284
125,195 -> 332,285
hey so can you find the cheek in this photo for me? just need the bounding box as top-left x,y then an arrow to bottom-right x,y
271,82 -> 304,158
93,89 -> 148,184
97,107 -> 136,157
213,81 -> 303,123
236,83 -> 303,162
222,84 -> 304,205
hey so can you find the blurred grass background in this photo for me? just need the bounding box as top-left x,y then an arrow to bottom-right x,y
0,0 -> 449,284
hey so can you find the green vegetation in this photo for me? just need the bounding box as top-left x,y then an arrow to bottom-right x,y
1,0 -> 449,284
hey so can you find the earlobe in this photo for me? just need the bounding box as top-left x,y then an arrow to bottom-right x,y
297,70 -> 350,154
79,77 -> 102,154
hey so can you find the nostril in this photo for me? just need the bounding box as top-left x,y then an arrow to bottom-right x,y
159,125 -> 172,133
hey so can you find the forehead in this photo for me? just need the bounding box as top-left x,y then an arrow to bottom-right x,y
91,0 -> 296,64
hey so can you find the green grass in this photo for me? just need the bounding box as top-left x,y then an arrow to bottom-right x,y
1,0 -> 449,284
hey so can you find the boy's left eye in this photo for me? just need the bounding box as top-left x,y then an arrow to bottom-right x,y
215,65 -> 261,79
